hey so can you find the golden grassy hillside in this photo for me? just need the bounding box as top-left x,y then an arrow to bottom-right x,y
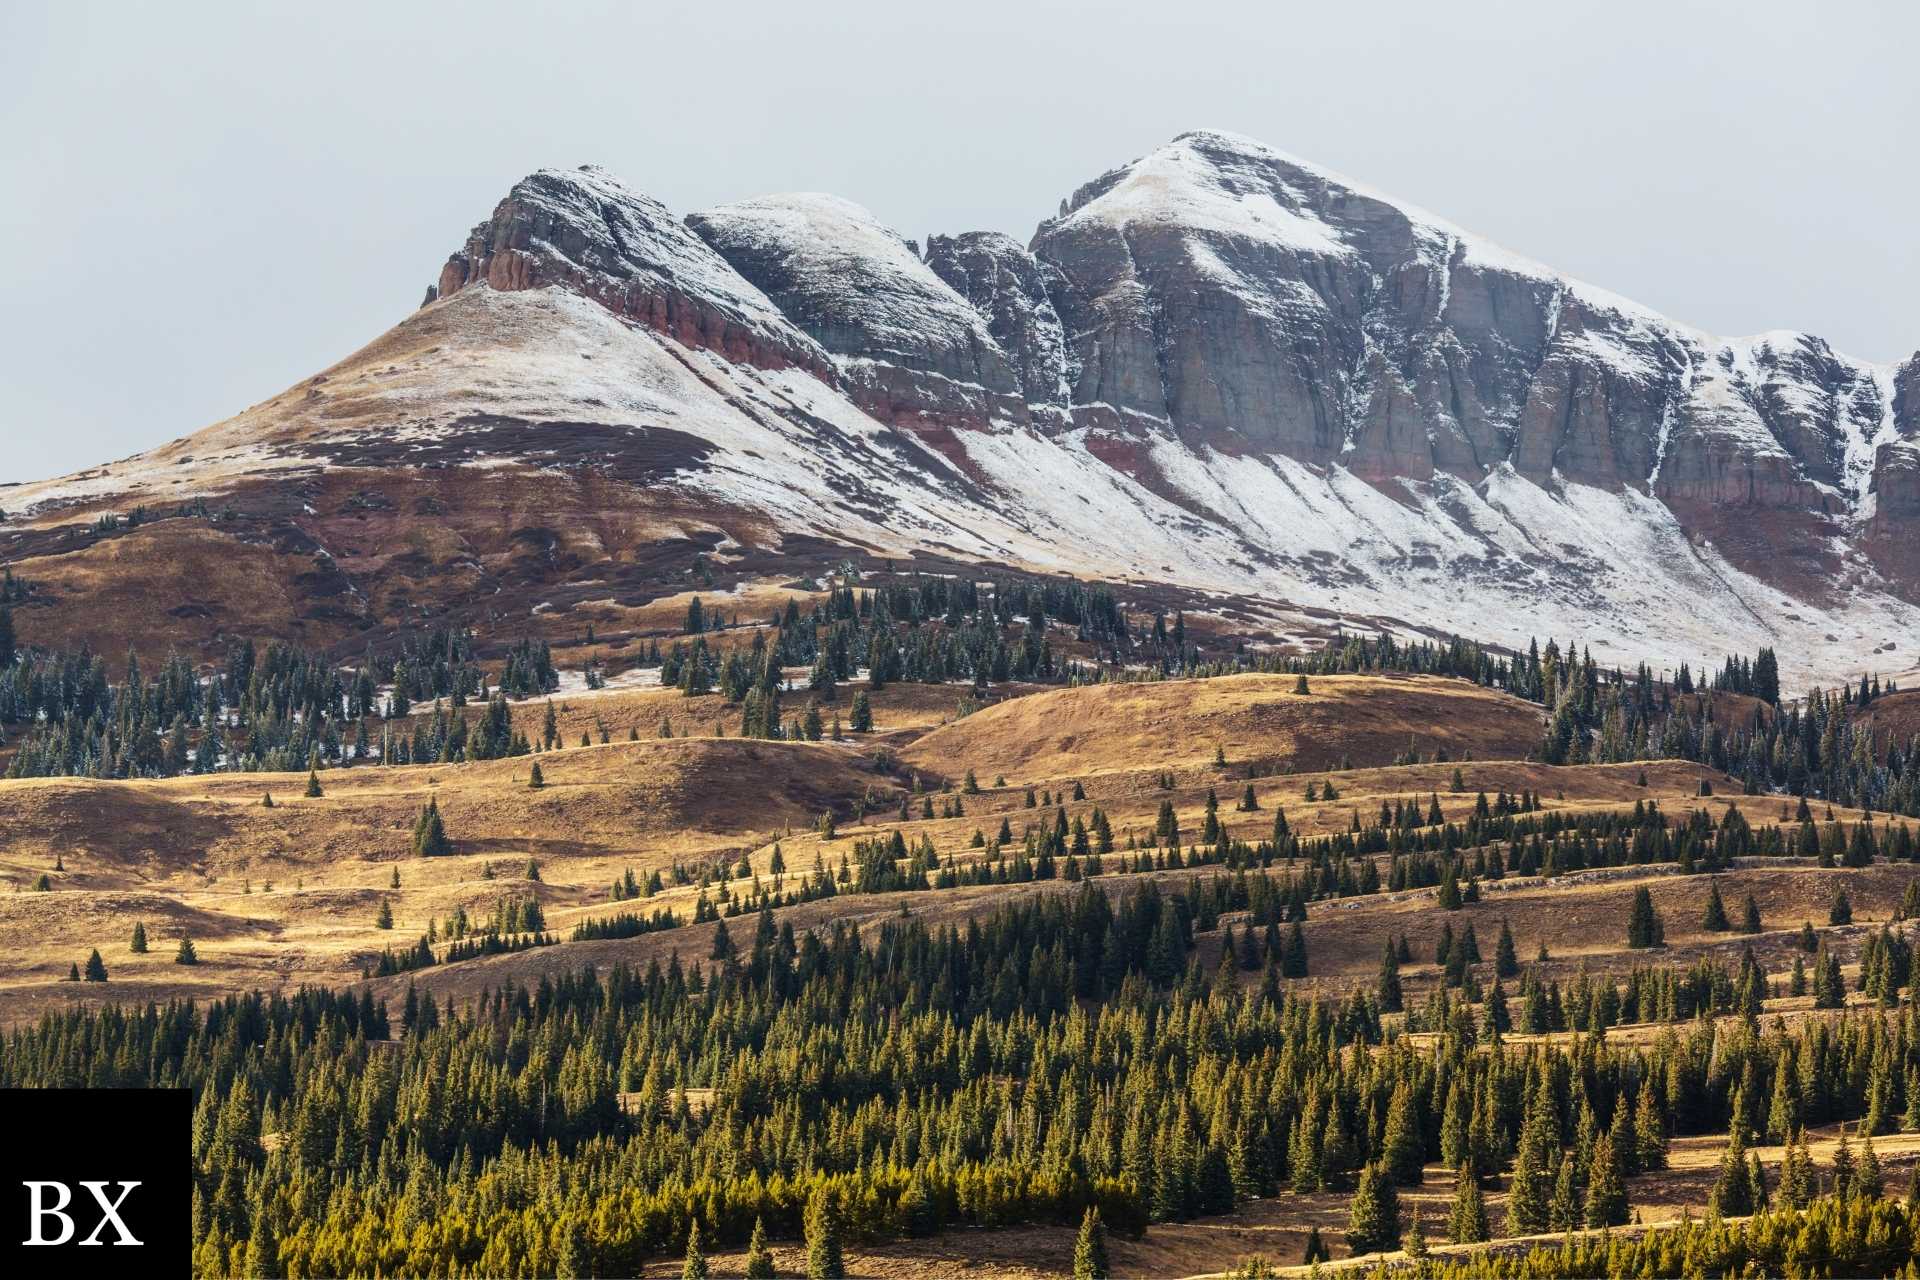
900,672 -> 1543,783
6,668 -> 1920,1280
0,669 -> 1910,1056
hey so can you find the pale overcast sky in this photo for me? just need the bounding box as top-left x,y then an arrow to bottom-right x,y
3,0 -> 1914,484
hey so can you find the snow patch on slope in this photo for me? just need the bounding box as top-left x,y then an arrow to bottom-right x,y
500,166 -> 815,352
688,193 -> 1009,371
1055,132 -> 1357,259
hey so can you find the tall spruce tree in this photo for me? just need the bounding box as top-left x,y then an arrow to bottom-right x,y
1702,881 -> 1731,931
1376,941 -> 1404,1012
1072,1206 -> 1110,1280
1346,1161 -> 1399,1254
1447,1164 -> 1488,1243
682,1220 -> 709,1280
744,1217 -> 775,1280
805,1186 -> 845,1279
1585,1135 -> 1628,1226
1627,886 -> 1664,948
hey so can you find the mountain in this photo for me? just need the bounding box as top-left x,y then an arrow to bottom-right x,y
4,130 -> 1916,683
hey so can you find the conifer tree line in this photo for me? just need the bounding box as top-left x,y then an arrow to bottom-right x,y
1332,1195 -> 1920,1278
1181,632 -> 1912,817
5,875 -> 1920,1278
0,627 -> 555,779
3,562 -> 1912,816
745,777 -> 1912,930
659,574 -> 1130,711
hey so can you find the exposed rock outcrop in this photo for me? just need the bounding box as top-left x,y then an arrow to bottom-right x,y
687,194 -> 1028,432
437,166 -> 834,379
923,231 -> 1074,425
15,130 -> 1917,685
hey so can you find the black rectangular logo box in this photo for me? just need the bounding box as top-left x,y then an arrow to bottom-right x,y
0,1089 -> 190,1262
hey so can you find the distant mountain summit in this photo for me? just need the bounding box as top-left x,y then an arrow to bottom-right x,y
5,132 -> 1916,681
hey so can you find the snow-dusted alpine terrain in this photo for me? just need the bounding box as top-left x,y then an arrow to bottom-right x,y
4,131 -> 1915,683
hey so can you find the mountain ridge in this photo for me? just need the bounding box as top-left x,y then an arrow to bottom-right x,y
2,130 -> 1915,684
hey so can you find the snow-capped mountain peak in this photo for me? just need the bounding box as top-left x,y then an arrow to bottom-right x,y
4,131 -> 1916,687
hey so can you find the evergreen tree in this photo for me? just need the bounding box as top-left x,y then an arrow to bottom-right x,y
304,769 -> 322,798
805,1186 -> 845,1279
1853,1135 -> 1884,1200
1702,880 -> 1730,931
1346,1161 -> 1399,1255
1507,1078 -> 1558,1233
1740,894 -> 1763,934
175,937 -> 198,965
1548,1152 -> 1580,1230
82,949 -> 107,982
1832,1127 -> 1857,1193
682,1219 -> 709,1280
1627,886 -> 1664,948
1447,1164 -> 1488,1244
1402,1202 -> 1429,1259
553,1219 -> 585,1278
130,921 -> 148,954
529,761 -> 545,789
849,691 -> 873,733
1585,1134 -> 1628,1226
1711,1126 -> 1756,1216
1768,1059 -> 1799,1141
1376,941 -> 1403,1013
1281,921 -> 1309,978
1780,1129 -> 1816,1208
1072,1206 -> 1110,1280
413,798 -> 451,857
1380,1082 -> 1424,1185
244,1214 -> 281,1280
1813,942 -> 1846,1008
744,1217 -> 776,1280
1495,919 -> 1520,977
1633,1087 -> 1668,1172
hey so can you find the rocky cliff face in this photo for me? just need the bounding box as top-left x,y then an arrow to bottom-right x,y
6,131 -> 1916,683
685,194 -> 1031,435
1024,131 -> 1906,521
436,166 -> 835,380
922,231 -> 1074,424
652,130 -> 1914,539
444,135 -> 1918,671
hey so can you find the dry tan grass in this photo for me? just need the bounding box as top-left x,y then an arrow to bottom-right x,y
9,521 -> 356,667
900,673 -> 1544,784
499,677 -> 1036,750
5,671 -> 1910,1029
0,734 -> 901,1021
6,672 -> 1919,1274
